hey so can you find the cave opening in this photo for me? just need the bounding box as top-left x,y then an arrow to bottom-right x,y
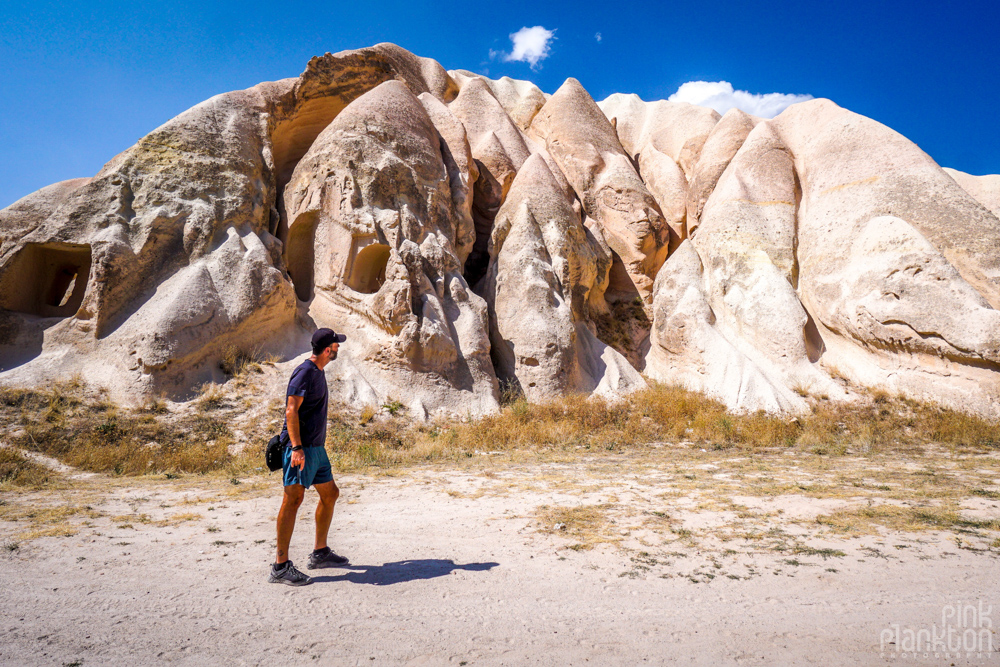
285,211 -> 318,302
463,164 -> 502,292
605,248 -> 641,302
0,243 -> 91,318
462,210 -> 494,291
804,310 -> 826,363
346,242 -> 390,294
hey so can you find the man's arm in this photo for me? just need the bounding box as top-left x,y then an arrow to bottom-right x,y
286,395 -> 305,469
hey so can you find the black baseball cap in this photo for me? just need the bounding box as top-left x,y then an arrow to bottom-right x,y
311,328 -> 347,350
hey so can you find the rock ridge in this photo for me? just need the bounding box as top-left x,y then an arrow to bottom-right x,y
1,44 -> 998,419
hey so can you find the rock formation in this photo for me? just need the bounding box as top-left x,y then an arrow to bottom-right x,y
1,44 -> 998,419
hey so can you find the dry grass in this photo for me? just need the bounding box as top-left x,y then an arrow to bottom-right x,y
218,344 -> 277,377
1,379 -> 997,482
816,503 -> 1000,536
0,381 -> 260,478
17,524 -> 78,539
18,412 -> 234,475
793,392 -> 999,455
535,503 -> 617,550
0,501 -> 103,540
154,512 -> 203,527
449,384 -> 803,454
0,447 -> 55,489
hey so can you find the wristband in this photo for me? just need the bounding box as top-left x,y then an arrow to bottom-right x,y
291,446 -> 303,452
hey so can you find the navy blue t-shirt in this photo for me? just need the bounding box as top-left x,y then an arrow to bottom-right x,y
280,359 -> 328,448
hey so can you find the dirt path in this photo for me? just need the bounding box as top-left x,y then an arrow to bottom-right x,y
1,464 -> 998,666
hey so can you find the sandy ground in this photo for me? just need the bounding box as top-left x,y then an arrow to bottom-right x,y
1,462 -> 998,666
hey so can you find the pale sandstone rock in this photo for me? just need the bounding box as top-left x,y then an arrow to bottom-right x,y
0,178 -> 93,256
771,99 -> 1000,310
531,80 -> 670,303
644,100 -> 1000,416
2,45 -> 999,420
770,100 -> 1000,414
283,80 -> 499,416
598,94 -> 720,179
482,153 -> 643,400
686,109 -> 760,232
0,44 -> 471,404
945,168 -> 1000,220
0,81 -> 298,396
695,124 -> 814,376
636,147 -> 687,246
418,93 -> 478,264
645,121 -> 844,411
598,95 -> 721,246
449,71 -> 546,132
645,241 -> 807,413
448,77 -> 534,291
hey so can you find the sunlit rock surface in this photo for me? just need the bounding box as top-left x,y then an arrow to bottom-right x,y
2,44 -> 998,418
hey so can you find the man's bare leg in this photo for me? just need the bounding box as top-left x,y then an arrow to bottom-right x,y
313,480 -> 339,551
275,484 -> 305,564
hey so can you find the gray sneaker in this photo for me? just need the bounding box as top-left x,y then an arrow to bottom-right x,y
308,547 -> 349,569
268,561 -> 313,586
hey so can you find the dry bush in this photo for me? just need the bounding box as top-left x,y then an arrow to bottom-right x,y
359,405 -> 377,425
0,447 -> 54,488
139,396 -> 168,415
195,383 -> 227,411
497,379 -> 524,407
219,345 -> 266,378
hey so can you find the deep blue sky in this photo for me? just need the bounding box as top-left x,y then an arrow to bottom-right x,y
1,0 -> 997,208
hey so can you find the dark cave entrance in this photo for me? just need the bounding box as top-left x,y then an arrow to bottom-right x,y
0,243 -> 92,318
285,211 -> 318,302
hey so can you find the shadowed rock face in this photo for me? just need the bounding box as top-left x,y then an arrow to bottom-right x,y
2,44 -> 999,419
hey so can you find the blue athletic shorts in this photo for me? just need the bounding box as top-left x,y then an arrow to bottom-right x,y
282,445 -> 333,488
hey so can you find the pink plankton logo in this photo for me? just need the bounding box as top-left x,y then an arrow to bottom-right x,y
880,601 -> 996,660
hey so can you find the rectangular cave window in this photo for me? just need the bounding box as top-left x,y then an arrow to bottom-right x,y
0,242 -> 92,318
345,242 -> 390,294
284,211 -> 318,302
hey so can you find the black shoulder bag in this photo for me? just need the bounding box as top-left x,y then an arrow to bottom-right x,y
265,432 -> 288,472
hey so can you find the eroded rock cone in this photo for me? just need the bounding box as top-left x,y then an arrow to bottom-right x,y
482,153 -> 645,402
1,44 -> 998,419
645,99 -> 1000,416
283,79 -> 498,416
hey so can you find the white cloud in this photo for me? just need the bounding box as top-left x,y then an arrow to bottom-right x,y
502,26 -> 556,68
668,81 -> 813,119
595,32 -> 602,42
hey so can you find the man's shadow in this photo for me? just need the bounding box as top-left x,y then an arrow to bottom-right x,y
311,559 -> 499,585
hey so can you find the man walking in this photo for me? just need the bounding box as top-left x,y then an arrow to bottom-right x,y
268,328 -> 350,586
